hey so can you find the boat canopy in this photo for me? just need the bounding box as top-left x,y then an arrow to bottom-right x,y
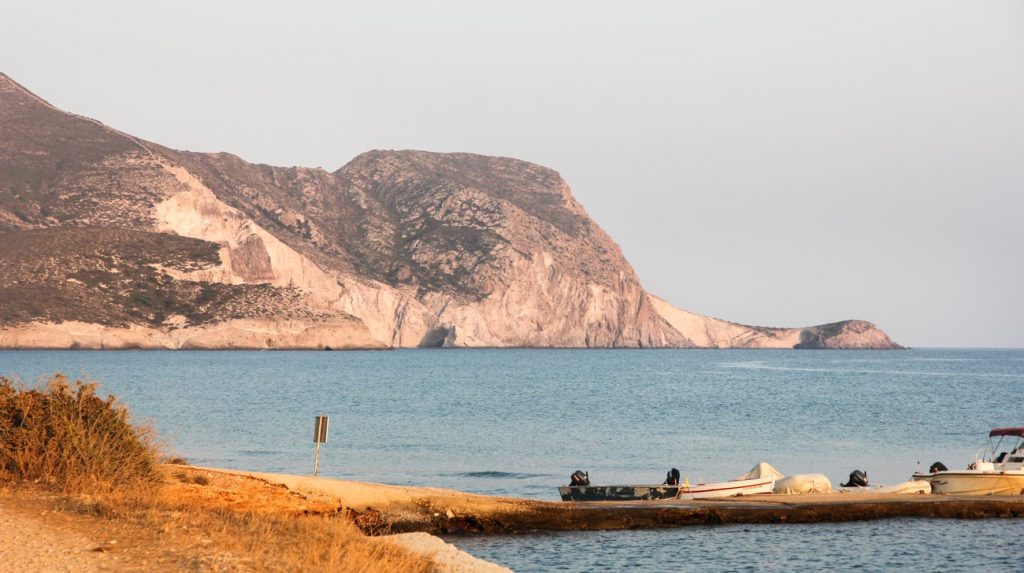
989,427 -> 1024,438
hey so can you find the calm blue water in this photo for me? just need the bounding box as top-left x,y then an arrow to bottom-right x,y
1,348 -> 1021,570
452,519 -> 1023,572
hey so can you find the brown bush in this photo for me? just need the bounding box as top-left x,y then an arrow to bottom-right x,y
0,373 -> 160,492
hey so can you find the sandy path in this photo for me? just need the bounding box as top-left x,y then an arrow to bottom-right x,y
0,488 -> 250,573
0,495 -> 120,572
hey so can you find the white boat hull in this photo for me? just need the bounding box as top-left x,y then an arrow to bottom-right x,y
679,477 -> 776,499
912,472 -> 1024,495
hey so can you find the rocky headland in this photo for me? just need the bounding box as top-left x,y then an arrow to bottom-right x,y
0,73 -> 901,349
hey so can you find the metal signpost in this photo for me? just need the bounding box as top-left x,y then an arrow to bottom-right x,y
313,415 -> 329,477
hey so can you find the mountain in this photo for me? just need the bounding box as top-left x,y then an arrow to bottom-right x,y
0,74 -> 901,349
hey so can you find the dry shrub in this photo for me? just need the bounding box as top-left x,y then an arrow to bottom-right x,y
175,471 -> 209,486
0,373 -> 160,492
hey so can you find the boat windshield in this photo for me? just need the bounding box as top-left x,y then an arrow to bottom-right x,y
989,435 -> 1024,464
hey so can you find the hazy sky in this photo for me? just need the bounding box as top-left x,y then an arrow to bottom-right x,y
4,1 -> 1022,347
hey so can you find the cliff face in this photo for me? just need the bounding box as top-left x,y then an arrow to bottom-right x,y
0,74 -> 900,349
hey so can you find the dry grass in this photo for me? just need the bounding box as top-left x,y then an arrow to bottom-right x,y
0,374 -> 438,572
78,490 -> 434,573
0,373 -> 161,492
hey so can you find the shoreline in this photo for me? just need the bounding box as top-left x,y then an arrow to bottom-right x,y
0,320 -> 904,351
0,344 -> 909,351
188,466 -> 1024,535
4,462 -> 1021,571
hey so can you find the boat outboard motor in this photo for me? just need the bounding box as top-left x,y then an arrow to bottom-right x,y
569,470 -> 590,487
929,462 -> 948,474
842,469 -> 869,487
664,468 -> 681,486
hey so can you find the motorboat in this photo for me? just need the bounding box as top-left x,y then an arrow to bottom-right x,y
911,427 -> 1024,495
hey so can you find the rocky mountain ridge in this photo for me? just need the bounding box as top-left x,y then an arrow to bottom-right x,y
0,73 -> 901,349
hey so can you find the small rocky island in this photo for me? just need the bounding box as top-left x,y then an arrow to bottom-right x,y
0,74 -> 900,350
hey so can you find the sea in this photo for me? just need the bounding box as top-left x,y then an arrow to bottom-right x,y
1,348 -> 1021,571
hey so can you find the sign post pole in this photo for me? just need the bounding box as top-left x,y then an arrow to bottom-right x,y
313,441 -> 321,477
313,415 -> 329,477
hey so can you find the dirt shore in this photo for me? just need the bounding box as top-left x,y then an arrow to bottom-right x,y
187,466 -> 1024,535
0,467 -> 504,572
5,465 -> 1021,572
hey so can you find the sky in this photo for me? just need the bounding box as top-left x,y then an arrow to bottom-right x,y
3,1 -> 1022,347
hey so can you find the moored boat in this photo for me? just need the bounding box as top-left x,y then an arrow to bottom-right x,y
677,475 -> 777,500
912,427 -> 1024,495
558,484 -> 682,502
558,475 -> 776,502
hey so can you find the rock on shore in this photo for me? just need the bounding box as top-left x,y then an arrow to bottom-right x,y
0,73 -> 901,349
381,533 -> 512,573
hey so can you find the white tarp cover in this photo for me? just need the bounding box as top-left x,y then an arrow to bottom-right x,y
736,462 -> 786,481
774,473 -> 833,494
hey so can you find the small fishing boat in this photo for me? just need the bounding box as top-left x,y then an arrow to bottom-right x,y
558,476 -> 776,502
558,484 -> 682,502
911,427 -> 1024,495
677,475 -> 777,500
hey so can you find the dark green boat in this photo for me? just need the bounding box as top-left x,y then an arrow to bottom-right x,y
558,485 -> 681,502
